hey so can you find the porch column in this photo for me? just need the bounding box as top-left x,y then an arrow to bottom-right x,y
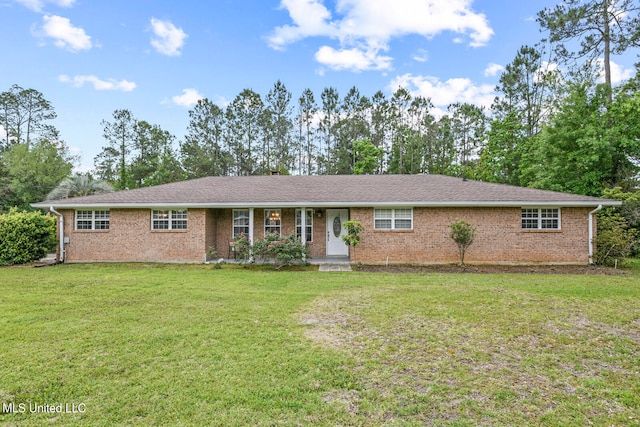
248,208 -> 255,243
301,207 -> 307,262
300,207 -> 307,246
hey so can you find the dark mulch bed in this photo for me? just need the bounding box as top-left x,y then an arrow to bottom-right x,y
356,263 -> 626,275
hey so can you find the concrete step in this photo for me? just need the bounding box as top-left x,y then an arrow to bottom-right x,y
318,263 -> 352,272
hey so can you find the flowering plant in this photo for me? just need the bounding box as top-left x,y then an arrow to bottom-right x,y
206,245 -> 218,261
231,232 -> 252,262
253,232 -> 309,268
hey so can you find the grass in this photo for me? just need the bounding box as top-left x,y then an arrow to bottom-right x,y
0,263 -> 638,426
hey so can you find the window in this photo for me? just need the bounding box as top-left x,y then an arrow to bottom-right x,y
521,208 -> 560,230
76,210 -> 110,230
296,209 -> 313,242
233,209 -> 250,237
264,209 -> 281,235
374,208 -> 413,230
152,209 -> 188,230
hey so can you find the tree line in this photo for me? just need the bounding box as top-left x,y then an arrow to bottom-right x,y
95,82 -> 488,186
93,51 -> 640,198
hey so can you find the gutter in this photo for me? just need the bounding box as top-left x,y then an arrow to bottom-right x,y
30,200 -> 623,210
588,204 -> 603,264
49,207 -> 65,263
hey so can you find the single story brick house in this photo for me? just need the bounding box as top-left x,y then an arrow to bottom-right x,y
33,174 -> 620,265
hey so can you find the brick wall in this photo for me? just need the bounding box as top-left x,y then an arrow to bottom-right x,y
58,206 -> 594,265
350,207 -> 592,264
60,208 -> 207,263
205,209 -> 218,260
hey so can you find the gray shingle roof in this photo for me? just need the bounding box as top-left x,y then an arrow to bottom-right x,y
32,174 -> 620,208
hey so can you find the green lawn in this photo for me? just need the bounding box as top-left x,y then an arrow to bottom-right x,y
0,264 -> 638,426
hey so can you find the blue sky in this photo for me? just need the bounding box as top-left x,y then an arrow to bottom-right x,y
1,0 -> 636,172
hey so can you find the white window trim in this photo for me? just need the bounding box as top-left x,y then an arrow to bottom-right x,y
75,210 -> 110,231
296,208 -> 313,242
151,209 -> 188,231
264,209 -> 282,235
521,207 -> 562,230
233,209 -> 250,238
374,208 -> 413,230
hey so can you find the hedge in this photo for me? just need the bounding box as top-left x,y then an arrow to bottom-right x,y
0,209 -> 56,265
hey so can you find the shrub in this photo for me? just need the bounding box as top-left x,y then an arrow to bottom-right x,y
206,245 -> 218,262
253,232 -> 309,268
594,213 -> 638,266
449,220 -> 476,267
600,188 -> 640,256
252,232 -> 280,262
0,208 -> 56,265
231,233 -> 252,263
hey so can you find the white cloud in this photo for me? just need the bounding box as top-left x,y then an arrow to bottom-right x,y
597,58 -> 633,84
171,88 -> 203,107
268,0 -> 334,49
268,0 -> 493,71
59,75 -> 136,91
412,49 -> 428,63
212,95 -> 231,108
150,18 -> 187,56
484,62 -> 504,77
315,45 -> 393,71
0,124 -> 9,144
531,59 -> 631,87
37,14 -> 91,51
390,73 -> 495,109
270,0 -> 493,48
15,0 -> 75,13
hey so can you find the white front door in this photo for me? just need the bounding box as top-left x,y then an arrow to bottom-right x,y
326,209 -> 349,256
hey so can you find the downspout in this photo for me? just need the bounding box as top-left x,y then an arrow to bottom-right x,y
49,207 -> 65,263
588,204 -> 603,264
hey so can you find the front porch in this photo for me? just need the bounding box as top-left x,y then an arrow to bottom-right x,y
205,207 -> 352,262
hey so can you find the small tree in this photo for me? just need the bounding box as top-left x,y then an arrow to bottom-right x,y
449,220 -> 476,267
342,220 -> 364,262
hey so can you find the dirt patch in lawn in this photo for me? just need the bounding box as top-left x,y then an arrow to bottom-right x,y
357,263 -> 626,275
299,289 -> 639,425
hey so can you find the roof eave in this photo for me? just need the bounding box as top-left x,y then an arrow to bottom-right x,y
31,200 -> 622,209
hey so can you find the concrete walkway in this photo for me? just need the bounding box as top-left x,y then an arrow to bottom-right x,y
318,263 -> 352,272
